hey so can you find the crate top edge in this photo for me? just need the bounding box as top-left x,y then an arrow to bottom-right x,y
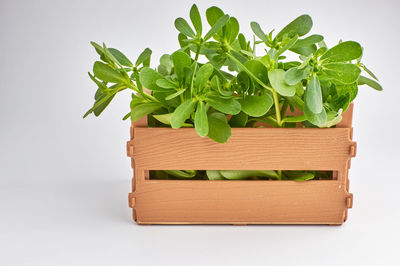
132,103 -> 354,129
132,127 -> 352,132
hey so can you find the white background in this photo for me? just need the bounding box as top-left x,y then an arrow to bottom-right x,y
1,0 -> 399,265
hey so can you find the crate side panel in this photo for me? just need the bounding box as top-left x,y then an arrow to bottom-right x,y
131,128 -> 354,170
134,180 -> 347,224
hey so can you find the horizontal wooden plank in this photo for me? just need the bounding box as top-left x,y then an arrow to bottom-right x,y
129,128 -> 355,170
133,180 -> 349,224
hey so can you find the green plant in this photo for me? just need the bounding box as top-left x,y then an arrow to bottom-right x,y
84,4 -> 382,180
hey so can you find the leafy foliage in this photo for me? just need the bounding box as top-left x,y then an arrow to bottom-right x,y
84,4 -> 382,180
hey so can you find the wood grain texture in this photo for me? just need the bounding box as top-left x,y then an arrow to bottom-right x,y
127,103 -> 355,225
132,177 -> 350,224
129,128 -> 355,171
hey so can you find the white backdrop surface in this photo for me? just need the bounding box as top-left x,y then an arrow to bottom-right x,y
0,0 -> 398,265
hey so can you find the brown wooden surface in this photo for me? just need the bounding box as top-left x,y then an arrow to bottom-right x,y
127,103 -> 355,225
132,177 -> 351,224
129,128 -> 355,172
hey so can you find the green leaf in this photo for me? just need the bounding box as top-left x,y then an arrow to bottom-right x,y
152,113 -> 171,125
91,41 -> 106,58
275,14 -> 313,41
83,86 -> 123,118
204,14 -> 230,41
195,63 -> 214,89
158,54 -> 174,75
320,41 -> 362,63
171,51 -> 192,81
250,22 -> 270,45
238,33 -> 247,49
291,34 -> 323,48
298,54 -> 313,69
93,61 -> 125,83
177,33 -> 189,49
328,93 -> 350,113
358,75 -> 383,91
360,64 -> 378,80
321,63 -> 361,84
174,17 -> 196,37
190,4 -> 202,35
290,45 -> 317,56
156,78 -> 178,89
220,170 -> 279,180
304,100 -> 327,126
194,101 -> 209,137
244,60 -> 269,84
275,35 -> 298,58
268,69 -> 296,96
139,67 -> 169,91
135,48 -> 152,67
93,91 -> 115,116
289,35 -> 323,55
102,43 -> 125,68
236,71 -> 250,93
122,112 -> 131,120
206,6 -> 224,26
295,82 -> 305,96
207,112 -> 231,143
305,74 -> 323,114
284,171 -> 315,181
131,102 -> 163,122
320,110 -> 343,128
108,48 -> 133,67
165,89 -> 186,100
206,170 -> 225,180
239,94 -> 273,117
152,113 -> 193,127
225,17 -> 239,44
171,99 -> 196,128
282,115 -> 306,123
152,91 -> 180,108
285,66 -> 311,85
240,49 -> 255,58
260,54 -> 272,69
211,75 -> 232,97
229,111 -> 248,127
88,72 -> 108,91
315,47 -> 327,58
130,93 -> 144,108
336,83 -> 358,102
165,170 -> 196,178
206,93 -> 241,115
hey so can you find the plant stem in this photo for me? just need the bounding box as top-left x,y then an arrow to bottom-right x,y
127,80 -> 161,104
144,92 -> 159,103
190,43 -> 202,97
83,86 -> 127,117
272,90 -> 282,127
190,62 -> 198,97
194,42 -> 201,61
226,53 -> 273,93
280,100 -> 288,120
227,53 -> 283,126
277,170 -> 282,180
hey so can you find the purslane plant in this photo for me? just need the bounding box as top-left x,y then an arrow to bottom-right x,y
84,5 -> 382,180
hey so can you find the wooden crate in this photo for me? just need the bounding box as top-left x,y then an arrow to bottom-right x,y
127,104 -> 356,225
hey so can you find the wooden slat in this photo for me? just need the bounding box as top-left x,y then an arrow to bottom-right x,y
129,128 -> 354,170
128,103 -> 355,224
336,103 -> 353,128
133,179 -> 348,224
